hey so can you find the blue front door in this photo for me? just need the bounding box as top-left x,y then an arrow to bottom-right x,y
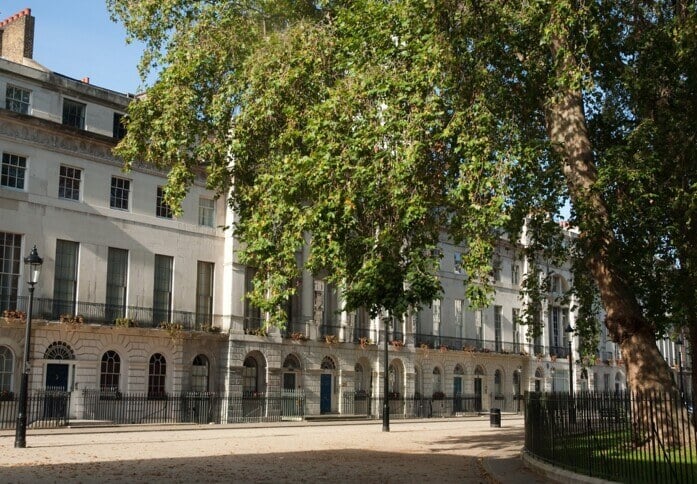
320,374 -> 332,413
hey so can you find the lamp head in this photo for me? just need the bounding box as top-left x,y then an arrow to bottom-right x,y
24,245 -> 43,285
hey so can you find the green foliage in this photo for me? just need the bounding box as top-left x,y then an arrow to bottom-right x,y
109,0 -> 697,364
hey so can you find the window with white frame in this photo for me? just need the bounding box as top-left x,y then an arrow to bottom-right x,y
53,240 -> 79,316
106,247 -> 128,320
196,261 -> 214,325
5,85 -> 30,114
62,99 -> 86,129
0,232 -> 22,313
100,350 -> 121,392
1,153 -> 26,189
58,165 -> 82,201
156,186 -> 173,218
0,346 -> 13,393
511,264 -> 520,286
153,255 -> 173,323
148,353 -> 167,398
198,198 -> 215,227
110,177 -> 130,210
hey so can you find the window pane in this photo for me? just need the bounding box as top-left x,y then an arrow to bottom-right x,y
198,198 -> 215,227
5,85 -> 30,114
58,165 -> 81,201
100,351 -> 121,392
1,153 -> 26,189
62,99 -> 86,129
0,232 -> 21,313
110,177 -> 130,210
196,261 -> 213,325
156,186 -> 172,218
148,353 -> 166,397
153,255 -> 173,323
106,248 -> 128,320
53,240 -> 78,317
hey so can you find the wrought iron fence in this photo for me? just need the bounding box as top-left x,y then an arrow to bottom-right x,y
0,390 -> 70,429
341,393 -> 483,419
79,390 -> 306,425
525,391 -> 697,484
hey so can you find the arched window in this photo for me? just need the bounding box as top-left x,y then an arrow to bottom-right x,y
243,356 -> 259,397
148,353 -> 166,398
320,356 -> 336,370
100,351 -> 120,392
433,367 -> 442,393
191,355 -> 209,392
0,346 -> 13,393
283,354 -> 301,371
44,341 -> 75,360
414,367 -> 422,398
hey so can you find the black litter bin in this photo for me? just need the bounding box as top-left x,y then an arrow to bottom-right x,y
490,408 -> 501,428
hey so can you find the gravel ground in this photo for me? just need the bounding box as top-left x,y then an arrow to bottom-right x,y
0,417 -> 547,484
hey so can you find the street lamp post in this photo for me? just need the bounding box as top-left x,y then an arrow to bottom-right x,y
14,245 -> 42,449
677,337 -> 684,403
382,316 -> 390,432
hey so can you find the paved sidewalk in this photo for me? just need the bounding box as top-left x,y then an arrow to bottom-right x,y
1,416 -> 555,483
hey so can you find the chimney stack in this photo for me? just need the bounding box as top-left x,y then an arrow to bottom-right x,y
0,8 -> 35,63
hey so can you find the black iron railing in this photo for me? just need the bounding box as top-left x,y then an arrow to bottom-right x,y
414,333 -> 570,358
79,390 -> 306,424
0,390 -> 70,429
341,393 -> 484,419
525,391 -> 697,484
3,295 -> 230,331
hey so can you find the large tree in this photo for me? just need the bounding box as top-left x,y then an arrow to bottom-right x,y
109,0 -> 697,404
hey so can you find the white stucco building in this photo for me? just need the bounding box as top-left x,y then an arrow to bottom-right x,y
2,8 -> 680,425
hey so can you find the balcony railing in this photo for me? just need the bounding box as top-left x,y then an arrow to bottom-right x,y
2,295 -> 230,332
414,333 -> 565,357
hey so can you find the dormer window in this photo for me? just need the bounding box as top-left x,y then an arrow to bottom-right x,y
62,99 -> 86,129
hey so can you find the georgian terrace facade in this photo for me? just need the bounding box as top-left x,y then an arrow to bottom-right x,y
0,8 -> 657,425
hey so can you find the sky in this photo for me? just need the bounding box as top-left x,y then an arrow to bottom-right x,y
1,0 -> 145,94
